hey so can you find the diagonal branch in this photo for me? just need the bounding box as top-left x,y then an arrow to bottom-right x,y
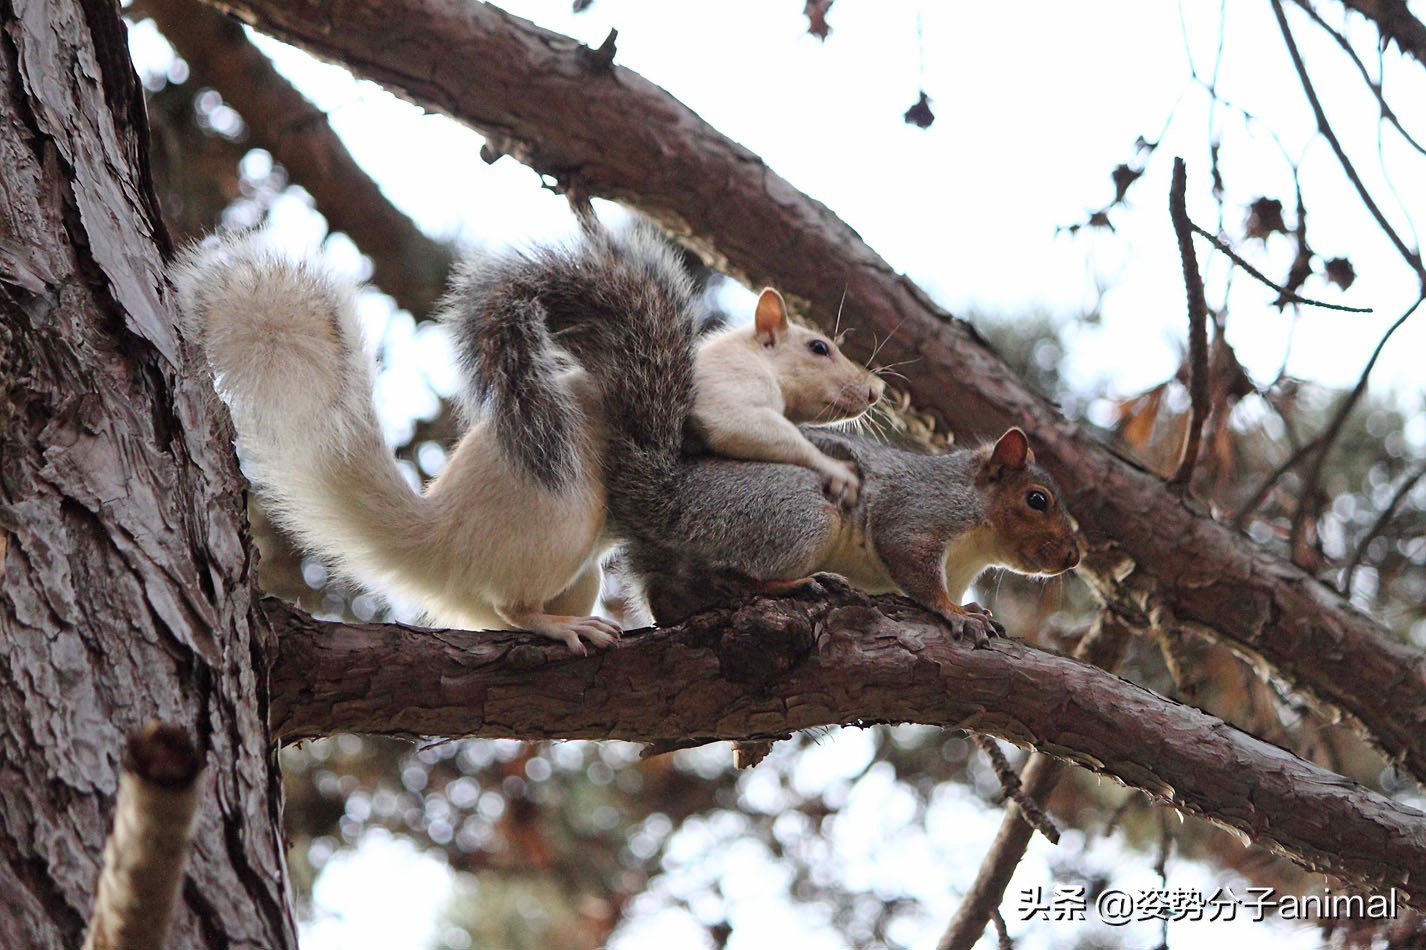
142,0 -> 454,317
938,613 -> 1134,950
264,591 -> 1426,904
1289,294 -> 1424,559
1190,222 -> 1372,312
1272,0 -> 1425,282
203,0 -> 1426,786
1336,0 -> 1426,68
1294,0 -> 1426,159
1342,459 -> 1426,594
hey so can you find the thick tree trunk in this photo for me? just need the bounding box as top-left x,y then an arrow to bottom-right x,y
202,0 -> 1426,785
0,1 -> 294,946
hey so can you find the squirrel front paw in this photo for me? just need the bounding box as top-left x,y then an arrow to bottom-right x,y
817,458 -> 861,508
939,605 -> 1005,647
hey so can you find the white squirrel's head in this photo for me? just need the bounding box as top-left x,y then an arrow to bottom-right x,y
751,287 -> 884,424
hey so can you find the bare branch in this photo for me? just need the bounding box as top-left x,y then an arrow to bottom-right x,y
1272,0 -> 1425,283
1190,222 -> 1372,312
265,593 -> 1426,903
1293,0 -> 1426,159
1342,460 -> 1426,594
938,614 -> 1134,950
1169,158 -> 1211,487
1336,0 -> 1426,68
1289,295 -> 1425,559
972,734 -> 1059,844
1231,429 -> 1325,526
143,0 -> 454,316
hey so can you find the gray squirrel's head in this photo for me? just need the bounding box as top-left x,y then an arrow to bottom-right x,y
973,428 -> 1081,577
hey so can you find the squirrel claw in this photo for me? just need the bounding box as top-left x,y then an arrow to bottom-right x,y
818,460 -> 861,509
514,611 -> 622,655
940,608 -> 1003,648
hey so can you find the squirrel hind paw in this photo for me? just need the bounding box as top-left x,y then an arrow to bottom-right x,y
503,609 -> 623,655
940,608 -> 1004,648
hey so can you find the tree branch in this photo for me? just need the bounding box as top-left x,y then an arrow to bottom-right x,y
1169,158 -> 1210,488
264,591 -> 1426,904
143,0 -> 454,317
1289,294 -> 1424,560
206,0 -> 1426,786
1336,0 -> 1426,68
1190,222 -> 1372,313
1342,459 -> 1426,594
1294,0 -> 1426,159
1273,0 -> 1425,282
938,613 -> 1134,950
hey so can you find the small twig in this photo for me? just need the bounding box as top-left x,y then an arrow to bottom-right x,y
1190,223 -> 1373,312
1231,429 -> 1326,527
1155,809 -> 1173,949
84,723 -> 204,950
143,0 -> 455,316
989,908 -> 1013,950
1271,0 -> 1426,283
1169,158 -> 1211,488
1288,295 -> 1425,557
576,27 -> 618,71
1341,460 -> 1426,594
1290,0 -> 1426,160
938,616 -> 1133,950
973,734 -> 1059,844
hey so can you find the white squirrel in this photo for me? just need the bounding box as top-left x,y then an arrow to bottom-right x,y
174,223 -> 881,651
173,232 -> 618,653
692,288 -> 884,504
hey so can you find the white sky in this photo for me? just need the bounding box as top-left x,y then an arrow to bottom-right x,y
126,2 -> 1423,947
227,0 -> 1426,403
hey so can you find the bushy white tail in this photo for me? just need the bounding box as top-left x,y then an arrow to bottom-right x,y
172,234 -> 430,596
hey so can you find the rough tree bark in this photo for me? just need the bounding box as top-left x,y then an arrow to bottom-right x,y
200,0 -> 1426,785
0,0 -> 294,946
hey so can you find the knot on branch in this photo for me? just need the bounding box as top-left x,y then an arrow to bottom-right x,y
577,28 -> 618,72
714,597 -> 818,688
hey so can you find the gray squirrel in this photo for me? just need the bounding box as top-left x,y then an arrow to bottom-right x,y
474,222 -> 1082,643
171,222 -> 883,652
615,425 -> 1081,642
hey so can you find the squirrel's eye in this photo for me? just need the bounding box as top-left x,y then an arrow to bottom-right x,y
1026,490 -> 1049,511
808,339 -> 831,356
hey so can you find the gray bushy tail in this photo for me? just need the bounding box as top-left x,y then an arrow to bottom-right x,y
439,285 -> 586,491
442,222 -> 699,537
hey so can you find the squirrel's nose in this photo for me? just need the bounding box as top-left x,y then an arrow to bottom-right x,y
1063,546 -> 1081,571
868,378 -> 885,404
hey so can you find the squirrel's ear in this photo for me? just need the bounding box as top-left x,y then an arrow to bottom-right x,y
753,288 -> 789,346
983,428 -> 1031,479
